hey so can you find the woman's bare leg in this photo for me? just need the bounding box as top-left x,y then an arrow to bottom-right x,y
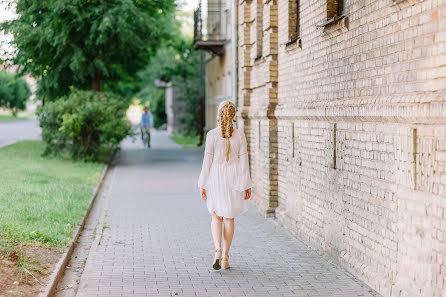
222,218 -> 234,257
211,212 -> 223,250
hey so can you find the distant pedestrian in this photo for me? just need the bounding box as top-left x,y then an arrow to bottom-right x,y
198,100 -> 252,270
140,106 -> 153,148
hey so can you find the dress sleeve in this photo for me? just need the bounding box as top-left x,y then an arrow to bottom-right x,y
234,130 -> 252,191
198,131 -> 214,188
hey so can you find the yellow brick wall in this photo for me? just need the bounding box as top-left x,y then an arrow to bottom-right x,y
239,0 -> 446,296
238,0 -> 279,214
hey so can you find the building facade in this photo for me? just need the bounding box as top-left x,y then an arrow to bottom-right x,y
238,0 -> 446,297
205,47 -> 233,129
194,0 -> 235,130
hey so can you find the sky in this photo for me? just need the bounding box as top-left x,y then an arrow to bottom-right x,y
0,1 -> 16,61
0,1 -> 15,20
178,0 -> 199,11
177,0 -> 198,38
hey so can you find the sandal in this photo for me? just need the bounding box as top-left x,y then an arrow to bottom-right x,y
221,255 -> 230,269
212,249 -> 222,270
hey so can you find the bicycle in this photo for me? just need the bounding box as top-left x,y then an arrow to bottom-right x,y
141,126 -> 151,149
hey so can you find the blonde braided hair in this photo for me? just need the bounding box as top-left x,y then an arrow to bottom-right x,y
217,101 -> 236,162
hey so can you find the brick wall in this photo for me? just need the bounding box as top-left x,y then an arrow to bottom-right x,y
238,0 -> 446,296
239,0 -> 279,215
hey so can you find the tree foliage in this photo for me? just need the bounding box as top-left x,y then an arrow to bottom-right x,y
1,0 -> 176,100
137,46 -> 176,128
169,43 -> 202,136
0,70 -> 31,115
137,33 -> 201,134
38,89 -> 130,160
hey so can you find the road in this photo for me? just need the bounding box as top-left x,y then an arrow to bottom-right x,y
0,119 -> 41,148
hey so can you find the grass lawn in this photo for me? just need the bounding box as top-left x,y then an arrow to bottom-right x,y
171,133 -> 205,148
0,141 -> 105,294
0,115 -> 28,123
0,141 -> 104,247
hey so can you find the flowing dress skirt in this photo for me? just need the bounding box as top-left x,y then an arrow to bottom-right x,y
204,162 -> 247,218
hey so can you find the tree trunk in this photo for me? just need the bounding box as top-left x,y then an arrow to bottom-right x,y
198,96 -> 205,147
198,49 -> 206,147
91,72 -> 102,91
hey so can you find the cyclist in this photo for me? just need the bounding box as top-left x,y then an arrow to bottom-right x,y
140,106 -> 154,148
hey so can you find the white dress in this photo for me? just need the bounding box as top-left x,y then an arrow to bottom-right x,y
198,127 -> 252,218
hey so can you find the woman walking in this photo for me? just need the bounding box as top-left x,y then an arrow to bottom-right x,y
198,100 -> 252,270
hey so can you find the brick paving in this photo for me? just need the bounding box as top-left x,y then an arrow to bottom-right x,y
72,131 -> 378,297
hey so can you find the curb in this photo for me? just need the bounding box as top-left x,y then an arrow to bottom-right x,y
38,149 -> 117,297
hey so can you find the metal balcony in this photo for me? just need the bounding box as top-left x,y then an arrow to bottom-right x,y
193,0 -> 226,56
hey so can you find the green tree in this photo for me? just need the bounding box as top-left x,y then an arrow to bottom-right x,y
0,70 -> 31,115
1,0 -> 176,101
137,46 -> 176,128
137,37 -> 201,134
169,44 -> 202,136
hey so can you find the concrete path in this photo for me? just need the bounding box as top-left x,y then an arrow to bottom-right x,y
0,119 -> 41,148
58,130 -> 378,297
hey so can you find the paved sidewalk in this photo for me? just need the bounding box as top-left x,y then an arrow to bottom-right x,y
0,119 -> 41,148
72,131 -> 377,297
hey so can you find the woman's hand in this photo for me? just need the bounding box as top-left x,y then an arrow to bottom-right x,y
245,188 -> 252,200
200,188 -> 207,200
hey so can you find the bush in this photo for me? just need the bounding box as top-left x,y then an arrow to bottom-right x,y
0,70 -> 31,115
38,89 -> 130,161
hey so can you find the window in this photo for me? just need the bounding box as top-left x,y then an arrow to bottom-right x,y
288,0 -> 300,41
296,0 -> 301,39
316,0 -> 347,29
338,0 -> 345,17
327,0 -> 345,20
255,0 -> 263,59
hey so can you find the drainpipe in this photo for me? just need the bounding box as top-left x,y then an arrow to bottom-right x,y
231,0 -> 238,108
